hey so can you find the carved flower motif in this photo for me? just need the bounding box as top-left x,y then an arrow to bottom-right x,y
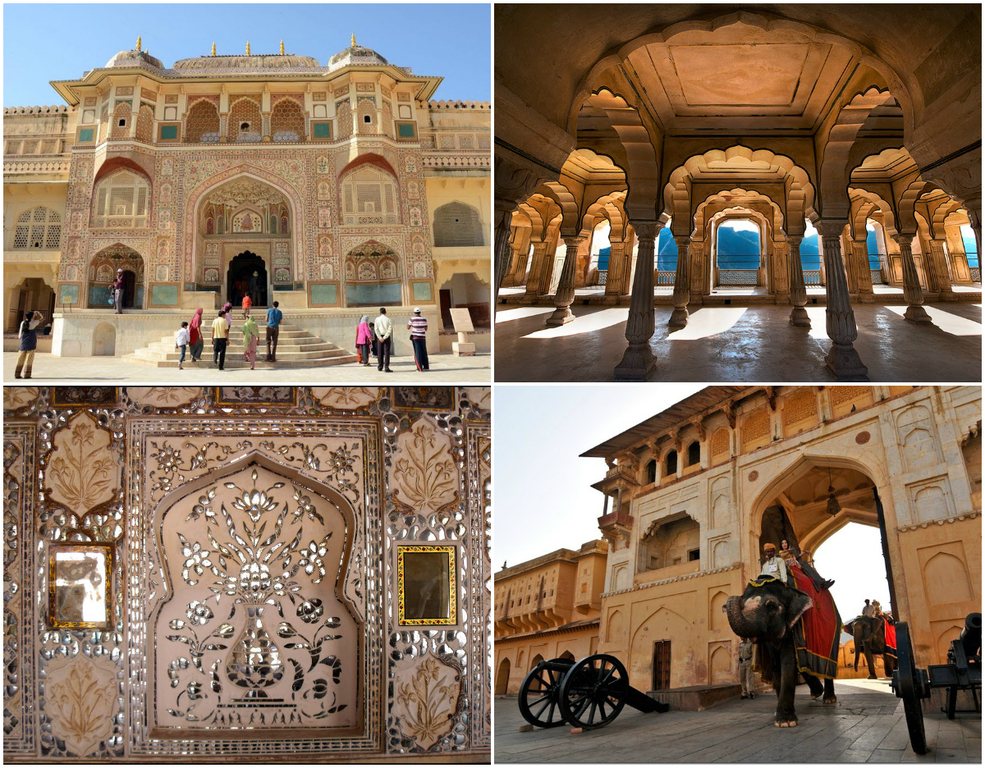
181,541 -> 213,583
157,444 -> 181,472
297,541 -> 328,579
185,600 -> 214,625
296,598 -> 324,624
230,487 -> 278,522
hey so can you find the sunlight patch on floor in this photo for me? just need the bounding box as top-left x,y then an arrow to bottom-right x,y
665,307 -> 748,341
883,305 -> 983,336
805,306 -> 829,340
495,306 -> 555,324
521,308 -> 629,339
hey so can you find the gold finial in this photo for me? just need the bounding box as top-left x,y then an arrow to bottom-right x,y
351,33 -> 356,46
211,42 -> 216,56
136,35 -> 142,52
246,41 -> 251,56
280,40 -> 285,55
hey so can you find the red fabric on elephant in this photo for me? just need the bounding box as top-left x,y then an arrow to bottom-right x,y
884,619 -> 897,659
789,564 -> 841,679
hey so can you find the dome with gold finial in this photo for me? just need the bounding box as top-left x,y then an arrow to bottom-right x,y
327,35 -> 389,72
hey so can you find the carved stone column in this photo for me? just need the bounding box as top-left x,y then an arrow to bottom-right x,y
850,238 -> 874,301
615,221 -> 659,380
688,238 -> 704,306
926,238 -> 954,298
816,220 -> 868,380
894,234 -> 931,323
524,241 -> 549,296
507,245 -> 528,286
669,236 -> 690,328
545,236 -> 586,326
787,236 -> 810,327
493,204 -> 514,303
620,235 -> 635,295
604,241 -> 626,303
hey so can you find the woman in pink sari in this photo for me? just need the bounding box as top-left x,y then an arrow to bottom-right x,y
188,308 -> 204,362
242,314 -> 260,370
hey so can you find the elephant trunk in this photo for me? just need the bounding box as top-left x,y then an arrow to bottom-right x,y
725,595 -> 759,638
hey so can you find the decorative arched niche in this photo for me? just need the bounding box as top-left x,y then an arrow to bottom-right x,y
150,453 -> 362,735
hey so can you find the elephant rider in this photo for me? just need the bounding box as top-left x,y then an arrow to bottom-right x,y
779,539 -> 835,592
862,599 -> 877,618
871,600 -> 884,619
760,543 -> 789,585
738,637 -> 757,699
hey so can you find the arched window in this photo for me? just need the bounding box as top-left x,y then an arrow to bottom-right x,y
92,170 -> 150,228
110,101 -> 132,139
184,100 -> 220,143
960,224 -> 979,269
665,450 -> 678,476
341,165 -> 399,225
646,459 -> 657,485
800,219 -> 821,283
715,218 -> 761,285
270,98 -> 306,142
227,98 -> 262,143
686,441 -> 701,467
13,206 -> 61,250
433,202 -> 484,247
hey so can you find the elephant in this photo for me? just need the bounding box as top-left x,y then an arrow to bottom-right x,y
844,615 -> 896,678
725,575 -> 839,727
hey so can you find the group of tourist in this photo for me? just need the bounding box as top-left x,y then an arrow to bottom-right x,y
175,300 -> 282,371
354,307 -> 430,373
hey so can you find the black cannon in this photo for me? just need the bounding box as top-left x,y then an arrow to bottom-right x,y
891,612 -> 981,754
517,653 -> 669,730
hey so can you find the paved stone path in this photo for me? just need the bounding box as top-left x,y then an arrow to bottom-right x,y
4,350 -> 490,384
495,679 -> 981,763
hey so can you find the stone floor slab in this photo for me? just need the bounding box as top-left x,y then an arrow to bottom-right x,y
4,350 -> 491,384
493,302 -> 982,382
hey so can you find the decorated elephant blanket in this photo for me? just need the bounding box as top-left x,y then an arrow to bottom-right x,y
789,566 -> 841,679
883,619 -> 897,660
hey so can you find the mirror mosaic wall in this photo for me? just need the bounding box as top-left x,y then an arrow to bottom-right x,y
3,386 -> 491,761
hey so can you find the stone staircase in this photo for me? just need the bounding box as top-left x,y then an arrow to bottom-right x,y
121,322 -> 359,369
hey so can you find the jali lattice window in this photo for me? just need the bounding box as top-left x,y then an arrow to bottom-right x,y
433,202 -> 484,247
227,97 -> 263,143
92,170 -> 150,228
110,102 -> 132,139
185,100 -> 220,143
135,105 -> 155,143
341,165 -> 399,225
271,98 -> 306,142
13,207 -> 62,250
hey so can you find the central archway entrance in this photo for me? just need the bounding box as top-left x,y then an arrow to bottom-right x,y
87,244 -> 144,309
227,251 -> 268,306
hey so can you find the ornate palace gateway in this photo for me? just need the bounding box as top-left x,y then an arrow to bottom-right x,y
3,39 -> 490,359
3,386 -> 491,761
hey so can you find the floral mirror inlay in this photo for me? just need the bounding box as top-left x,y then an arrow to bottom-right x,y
155,461 -> 360,731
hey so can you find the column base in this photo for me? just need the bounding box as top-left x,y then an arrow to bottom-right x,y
614,343 -> 656,381
545,307 -> 575,327
858,291 -> 875,304
601,294 -> 622,306
668,307 -> 689,328
903,305 -> 933,324
825,342 -> 869,381
789,306 -> 811,327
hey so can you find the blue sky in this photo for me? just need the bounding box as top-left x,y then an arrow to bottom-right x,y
3,3 -> 491,106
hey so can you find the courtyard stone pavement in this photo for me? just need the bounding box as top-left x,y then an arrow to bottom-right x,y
493,301 -> 982,382
4,350 -> 490,384
495,679 -> 981,763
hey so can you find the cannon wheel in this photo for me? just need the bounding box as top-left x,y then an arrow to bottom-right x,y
558,654 -> 628,729
518,659 -> 570,728
894,623 -> 928,755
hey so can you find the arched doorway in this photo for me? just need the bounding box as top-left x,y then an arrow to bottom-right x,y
227,251 -> 268,306
343,241 -> 402,307
87,245 -> 144,309
8,277 -> 55,333
496,657 -> 510,695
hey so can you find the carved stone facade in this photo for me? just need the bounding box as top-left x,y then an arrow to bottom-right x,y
495,386 -> 981,696
3,38 -> 491,352
3,386 -> 490,761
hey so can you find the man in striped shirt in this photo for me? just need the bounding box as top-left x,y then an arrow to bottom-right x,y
407,307 -> 429,371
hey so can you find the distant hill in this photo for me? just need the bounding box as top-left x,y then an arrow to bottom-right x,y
716,227 -> 760,269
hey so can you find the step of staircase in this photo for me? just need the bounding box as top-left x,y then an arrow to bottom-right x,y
121,323 -> 359,368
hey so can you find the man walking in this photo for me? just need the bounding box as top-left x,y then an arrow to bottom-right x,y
407,307 -> 429,372
374,307 -> 393,372
738,637 -> 757,699
14,310 -> 45,379
266,301 -> 283,362
112,269 -> 125,313
212,309 -> 229,370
